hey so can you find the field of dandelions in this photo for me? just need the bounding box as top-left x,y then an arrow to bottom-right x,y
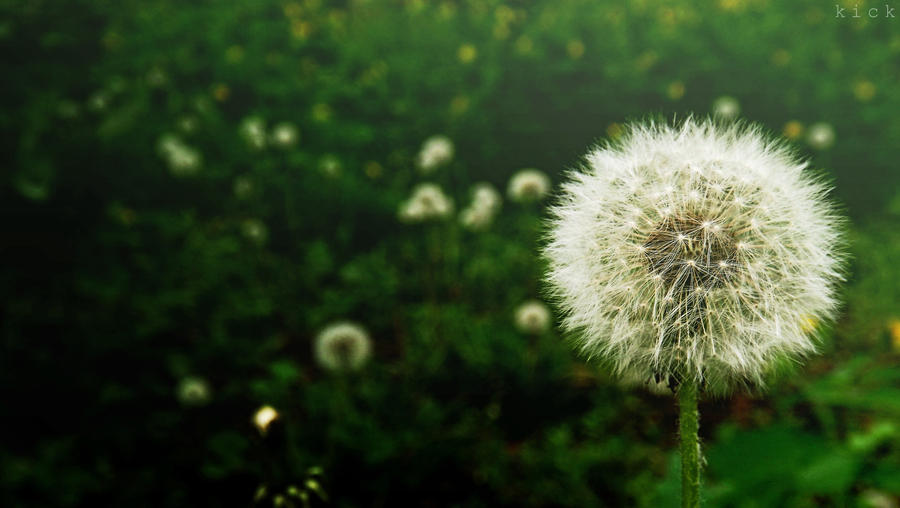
3,1 -> 900,507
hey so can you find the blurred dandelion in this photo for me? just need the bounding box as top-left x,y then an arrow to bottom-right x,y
545,118 -> 845,506
416,135 -> 454,174
514,300 -> 552,334
253,405 -> 279,435
807,122 -> 835,150
241,219 -> 269,245
314,322 -> 372,372
318,154 -> 342,178
460,183 -> 502,231
240,116 -> 267,150
233,175 -> 255,199
508,168 -> 551,203
176,376 -> 211,406
712,96 -> 740,119
270,122 -> 299,148
157,134 -> 202,176
398,183 -> 454,223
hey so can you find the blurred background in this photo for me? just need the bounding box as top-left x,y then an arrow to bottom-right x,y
2,0 -> 900,506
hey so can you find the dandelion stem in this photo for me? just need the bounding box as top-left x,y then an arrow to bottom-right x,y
679,379 -> 701,508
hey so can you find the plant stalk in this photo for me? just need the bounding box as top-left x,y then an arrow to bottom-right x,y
679,379 -> 701,508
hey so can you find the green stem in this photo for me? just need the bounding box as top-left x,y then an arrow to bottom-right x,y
679,379 -> 701,508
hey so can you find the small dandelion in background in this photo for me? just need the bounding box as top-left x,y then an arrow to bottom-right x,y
783,120 -> 804,140
807,122 -> 835,150
514,300 -> 552,334
460,183 -> 502,231
314,322 -> 373,372
508,168 -> 551,203
712,96 -> 741,119
240,116 -> 267,150
241,219 -> 269,245
270,122 -> 299,149
544,118 -> 845,505
233,175 -> 255,200
253,405 -> 279,435
398,183 -> 454,223
157,134 -> 202,176
176,376 -> 211,406
87,91 -> 109,112
318,154 -> 342,178
177,115 -> 199,134
416,135 -> 454,174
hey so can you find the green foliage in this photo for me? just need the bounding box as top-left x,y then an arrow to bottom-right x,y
2,0 -> 900,506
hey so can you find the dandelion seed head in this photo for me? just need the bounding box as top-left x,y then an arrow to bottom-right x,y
240,116 -> 267,150
253,405 -> 279,435
314,322 -> 372,372
508,168 -> 552,203
176,376 -> 211,406
270,122 -> 299,148
712,96 -> 741,119
398,183 -> 454,223
544,118 -> 845,393
416,135 -> 454,174
460,182 -> 502,230
807,122 -> 835,150
514,300 -> 553,334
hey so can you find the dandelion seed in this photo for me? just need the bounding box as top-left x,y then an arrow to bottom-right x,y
544,118 -> 845,392
508,168 -> 551,203
314,322 -> 372,372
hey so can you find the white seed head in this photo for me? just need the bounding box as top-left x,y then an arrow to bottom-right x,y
240,116 -> 267,150
460,182 -> 502,230
416,135 -> 454,174
241,218 -> 268,245
806,122 -> 835,150
314,322 -> 373,372
508,168 -> 552,203
398,183 -> 454,223
270,122 -> 299,148
514,300 -> 553,334
712,96 -> 741,119
253,405 -> 279,435
157,134 -> 202,176
544,119 -> 845,393
176,376 -> 211,406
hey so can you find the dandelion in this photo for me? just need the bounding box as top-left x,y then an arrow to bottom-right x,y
711,96 -> 740,119
318,154 -> 342,178
514,300 -> 552,334
807,122 -> 835,150
157,134 -> 202,176
240,116 -> 267,150
233,175 -> 255,199
544,118 -> 845,506
460,183 -> 502,231
314,322 -> 372,372
398,183 -> 454,223
177,115 -> 199,134
253,405 -> 279,435
241,219 -> 269,245
508,168 -> 551,203
415,135 -> 454,174
270,122 -> 299,148
176,376 -> 211,406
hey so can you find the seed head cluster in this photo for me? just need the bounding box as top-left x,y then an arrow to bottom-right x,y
544,119 -> 844,392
